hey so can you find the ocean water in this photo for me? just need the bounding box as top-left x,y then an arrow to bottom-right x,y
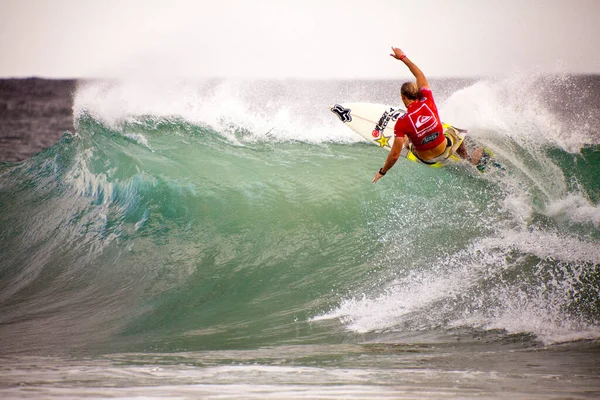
0,76 -> 599,399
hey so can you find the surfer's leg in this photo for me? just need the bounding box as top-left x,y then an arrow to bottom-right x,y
456,142 -> 469,160
469,148 -> 484,165
456,139 -> 484,166
445,128 -> 470,161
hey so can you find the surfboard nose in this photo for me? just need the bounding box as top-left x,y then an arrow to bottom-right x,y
330,104 -> 352,123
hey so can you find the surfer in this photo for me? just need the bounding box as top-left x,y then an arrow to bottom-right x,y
373,47 -> 483,183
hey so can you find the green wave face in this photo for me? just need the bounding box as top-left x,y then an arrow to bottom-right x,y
1,78 -> 599,355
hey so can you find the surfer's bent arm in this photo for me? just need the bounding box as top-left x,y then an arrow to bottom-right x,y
373,137 -> 404,183
383,138 -> 403,171
390,47 -> 429,89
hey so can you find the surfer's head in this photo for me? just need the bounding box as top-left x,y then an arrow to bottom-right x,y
400,82 -> 420,105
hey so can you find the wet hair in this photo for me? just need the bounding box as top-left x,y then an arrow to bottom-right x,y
400,82 -> 420,100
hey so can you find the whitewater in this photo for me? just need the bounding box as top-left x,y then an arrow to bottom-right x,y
0,75 -> 599,399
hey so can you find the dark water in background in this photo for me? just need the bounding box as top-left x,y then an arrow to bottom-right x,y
0,79 -> 75,162
0,76 -> 599,398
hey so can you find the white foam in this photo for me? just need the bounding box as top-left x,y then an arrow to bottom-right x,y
481,228 -> 600,264
124,133 -> 153,150
499,192 -> 534,225
73,75 -> 598,154
73,79 -> 360,145
441,74 -> 595,153
545,193 -> 600,228
316,228 -> 600,344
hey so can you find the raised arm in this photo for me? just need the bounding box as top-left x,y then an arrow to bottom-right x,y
390,47 -> 429,89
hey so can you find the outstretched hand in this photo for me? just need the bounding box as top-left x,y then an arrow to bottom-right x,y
390,47 -> 406,60
373,171 -> 384,183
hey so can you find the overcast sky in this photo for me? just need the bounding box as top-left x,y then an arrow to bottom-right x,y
1,0 -> 598,79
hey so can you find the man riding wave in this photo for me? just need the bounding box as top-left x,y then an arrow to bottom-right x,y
373,47 -> 483,183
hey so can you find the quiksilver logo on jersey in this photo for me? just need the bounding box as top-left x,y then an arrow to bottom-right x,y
415,116 -> 432,128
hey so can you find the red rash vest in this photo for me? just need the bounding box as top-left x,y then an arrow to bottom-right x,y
393,87 -> 445,151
